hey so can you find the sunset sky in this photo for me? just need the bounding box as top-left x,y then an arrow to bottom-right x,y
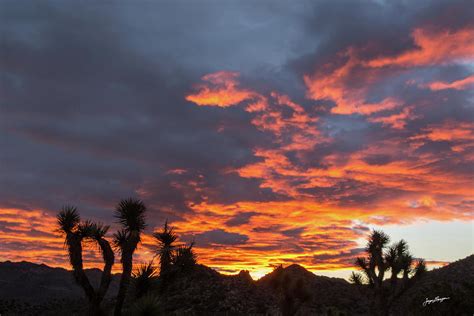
1,0 -> 473,280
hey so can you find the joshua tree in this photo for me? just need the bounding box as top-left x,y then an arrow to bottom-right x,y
113,198 -> 147,316
57,206 -> 115,315
152,221 -> 197,292
153,221 -> 177,276
350,230 -> 426,316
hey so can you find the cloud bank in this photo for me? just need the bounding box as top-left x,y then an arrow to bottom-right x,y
1,0 -> 473,277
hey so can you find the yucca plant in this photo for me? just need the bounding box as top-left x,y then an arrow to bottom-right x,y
126,294 -> 161,316
153,221 -> 177,276
133,261 -> 159,299
351,230 -> 426,316
172,242 -> 197,271
57,206 -> 115,315
113,198 -> 147,316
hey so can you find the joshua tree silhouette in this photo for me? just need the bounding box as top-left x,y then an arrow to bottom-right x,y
113,198 -> 147,316
350,230 -> 426,316
57,206 -> 114,316
153,221 -> 177,277
152,220 -> 197,292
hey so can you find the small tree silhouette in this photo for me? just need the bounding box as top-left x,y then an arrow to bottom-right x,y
153,221 -> 178,293
350,230 -> 426,316
57,206 -> 114,315
153,221 -> 177,277
113,198 -> 147,316
152,221 -> 197,291
132,261 -> 159,300
173,242 -> 197,271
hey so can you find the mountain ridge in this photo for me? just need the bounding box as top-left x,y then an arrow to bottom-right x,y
0,255 -> 473,315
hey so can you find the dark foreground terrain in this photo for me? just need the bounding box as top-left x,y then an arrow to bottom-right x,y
0,255 -> 473,315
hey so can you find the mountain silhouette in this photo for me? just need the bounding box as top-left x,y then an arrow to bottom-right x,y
1,256 -> 473,315
393,254 -> 474,315
0,261 -> 120,315
0,261 -> 120,302
257,264 -> 367,315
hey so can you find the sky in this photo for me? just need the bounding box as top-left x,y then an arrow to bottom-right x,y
0,0 -> 473,280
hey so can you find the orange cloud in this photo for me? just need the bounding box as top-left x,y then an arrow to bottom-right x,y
139,21 -> 471,280
304,26 -> 474,116
185,71 -> 256,107
413,121 -> 474,142
368,106 -> 418,129
303,48 -> 404,115
368,27 -> 474,68
425,75 -> 474,91
304,47 -> 373,115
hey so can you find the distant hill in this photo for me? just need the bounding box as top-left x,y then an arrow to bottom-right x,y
393,254 -> 474,315
0,261 -> 120,315
154,263 -> 278,315
257,264 -> 368,315
0,261 -> 120,302
0,255 -> 473,315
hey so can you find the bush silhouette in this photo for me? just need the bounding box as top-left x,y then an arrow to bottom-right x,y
133,261 -> 159,300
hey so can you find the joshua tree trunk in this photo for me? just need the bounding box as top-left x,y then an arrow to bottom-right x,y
88,299 -> 102,316
70,233 -> 115,316
114,232 -> 139,316
58,207 -> 116,316
114,251 -> 132,316
96,237 -> 115,304
66,232 -> 97,311
113,198 -> 147,316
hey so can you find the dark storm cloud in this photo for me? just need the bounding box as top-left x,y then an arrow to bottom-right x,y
194,171 -> 286,205
252,225 -> 285,233
363,154 -> 396,166
184,229 -> 249,247
281,227 -> 306,238
291,0 -> 473,76
291,1 -> 415,77
2,0 -> 468,223
225,211 -> 259,227
1,0 -> 296,223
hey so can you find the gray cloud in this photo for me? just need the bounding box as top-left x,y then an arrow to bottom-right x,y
225,211 -> 259,227
184,229 -> 249,247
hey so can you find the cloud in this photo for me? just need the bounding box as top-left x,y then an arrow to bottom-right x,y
186,71 -> 256,107
187,229 -> 249,247
424,75 -> 474,91
312,248 -> 365,268
281,227 -> 306,238
367,26 -> 474,68
1,0 -> 473,277
225,211 -> 259,227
